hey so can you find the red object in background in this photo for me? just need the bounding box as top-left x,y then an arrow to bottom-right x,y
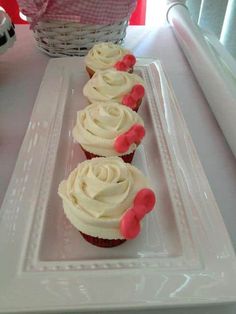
0,0 -> 27,23
0,0 -> 146,25
130,0 -> 146,25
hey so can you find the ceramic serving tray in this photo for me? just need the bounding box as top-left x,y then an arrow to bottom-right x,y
0,58 -> 236,313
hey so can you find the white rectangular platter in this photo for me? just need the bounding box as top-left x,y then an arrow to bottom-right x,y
0,58 -> 236,313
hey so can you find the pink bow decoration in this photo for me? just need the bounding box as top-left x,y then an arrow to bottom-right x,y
114,54 -> 136,71
122,84 -> 145,109
114,124 -> 145,154
120,188 -> 156,239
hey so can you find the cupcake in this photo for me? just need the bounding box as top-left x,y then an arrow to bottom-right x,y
85,42 -> 136,77
72,102 -> 145,163
58,157 -> 156,247
83,69 -> 145,112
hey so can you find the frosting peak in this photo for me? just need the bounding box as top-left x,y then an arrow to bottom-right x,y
72,102 -> 144,156
85,42 -> 132,72
58,157 -> 149,239
83,69 -> 144,104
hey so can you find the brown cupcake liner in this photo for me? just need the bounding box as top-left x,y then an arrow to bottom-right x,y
80,146 -> 135,163
85,66 -> 142,112
80,231 -> 126,248
86,66 -> 134,79
132,98 -> 142,112
86,66 -> 95,78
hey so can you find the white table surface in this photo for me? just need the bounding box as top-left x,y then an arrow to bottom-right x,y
0,24 -> 236,314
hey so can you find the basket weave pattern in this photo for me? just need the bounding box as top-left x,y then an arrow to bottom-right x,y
19,0 -> 136,57
33,19 -> 129,57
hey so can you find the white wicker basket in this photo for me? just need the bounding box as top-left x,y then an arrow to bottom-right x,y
32,18 -> 129,57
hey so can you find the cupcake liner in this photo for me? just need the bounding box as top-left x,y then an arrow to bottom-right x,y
80,231 -> 126,248
86,66 -> 95,78
80,146 -> 135,163
86,66 -> 134,79
132,98 -> 142,112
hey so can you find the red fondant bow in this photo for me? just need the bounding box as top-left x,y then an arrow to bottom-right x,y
122,84 -> 145,109
114,54 -> 136,71
120,188 -> 156,239
114,124 -> 145,154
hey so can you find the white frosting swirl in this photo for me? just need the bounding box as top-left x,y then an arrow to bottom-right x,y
83,69 -> 144,103
85,42 -> 131,72
58,157 -> 149,239
72,102 -> 144,156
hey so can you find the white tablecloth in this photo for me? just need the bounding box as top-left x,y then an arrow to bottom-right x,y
0,24 -> 236,314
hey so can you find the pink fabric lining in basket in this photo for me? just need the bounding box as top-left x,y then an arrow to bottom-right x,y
19,0 -> 137,29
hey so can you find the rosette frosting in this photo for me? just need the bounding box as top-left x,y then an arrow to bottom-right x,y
85,42 -> 131,72
83,69 -> 144,104
72,102 -> 144,156
58,157 -> 149,239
